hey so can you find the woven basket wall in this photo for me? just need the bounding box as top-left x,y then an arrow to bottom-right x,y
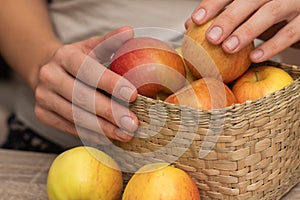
101,61 -> 300,200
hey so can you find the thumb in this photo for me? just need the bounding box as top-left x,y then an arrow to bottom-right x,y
79,26 -> 134,62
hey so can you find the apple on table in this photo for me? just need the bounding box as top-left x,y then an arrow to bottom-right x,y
47,146 -> 123,200
122,162 -> 201,200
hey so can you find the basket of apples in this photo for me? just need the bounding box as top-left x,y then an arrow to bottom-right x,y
99,19 -> 300,200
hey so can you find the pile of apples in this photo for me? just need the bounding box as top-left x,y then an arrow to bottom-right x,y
47,146 -> 201,200
110,19 -> 294,109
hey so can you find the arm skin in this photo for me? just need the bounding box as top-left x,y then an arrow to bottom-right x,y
189,0 -> 300,63
0,0 -> 62,89
0,0 -> 139,145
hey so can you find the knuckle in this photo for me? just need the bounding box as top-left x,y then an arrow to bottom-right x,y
267,39 -> 279,51
284,26 -> 297,39
97,120 -> 110,136
220,12 -> 236,26
73,88 -> 89,107
34,86 -> 47,105
55,45 -> 71,60
54,45 -> 75,67
242,23 -> 255,38
38,65 -> 54,84
267,0 -> 282,18
102,107 -> 114,122
72,109 -> 85,124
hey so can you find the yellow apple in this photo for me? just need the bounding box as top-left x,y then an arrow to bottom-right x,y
47,146 -> 123,200
232,65 -> 294,103
110,37 -> 186,99
165,77 -> 237,110
182,19 -> 254,83
122,162 -> 200,200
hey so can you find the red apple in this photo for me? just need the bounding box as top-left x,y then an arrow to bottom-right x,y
110,37 -> 186,98
182,20 -> 254,83
232,65 -> 294,103
122,162 -> 200,200
165,77 -> 237,110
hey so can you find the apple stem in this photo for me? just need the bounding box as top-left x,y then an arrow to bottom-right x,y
254,70 -> 260,81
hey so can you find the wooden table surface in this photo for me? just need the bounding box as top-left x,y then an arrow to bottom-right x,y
0,148 -> 299,200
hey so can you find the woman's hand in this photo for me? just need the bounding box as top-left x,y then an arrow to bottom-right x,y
190,0 -> 300,62
34,26 -> 139,145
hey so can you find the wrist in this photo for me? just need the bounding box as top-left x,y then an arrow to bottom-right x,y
28,40 -> 63,90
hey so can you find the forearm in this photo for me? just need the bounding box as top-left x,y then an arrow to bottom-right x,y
0,0 -> 62,90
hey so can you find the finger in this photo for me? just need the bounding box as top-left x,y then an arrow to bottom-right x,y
192,0 -> 232,25
258,21 -> 287,41
35,85 -> 134,142
76,26 -> 134,63
75,126 -> 113,146
38,63 -> 138,132
205,0 -> 270,45
93,26 -> 134,63
250,15 -> 300,62
185,18 -> 193,30
54,46 -> 137,102
222,0 -> 299,53
34,105 -> 112,145
72,80 -> 138,133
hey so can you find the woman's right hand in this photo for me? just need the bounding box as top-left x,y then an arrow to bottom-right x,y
34,26 -> 139,145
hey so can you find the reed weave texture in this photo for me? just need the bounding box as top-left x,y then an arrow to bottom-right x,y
102,61 -> 300,200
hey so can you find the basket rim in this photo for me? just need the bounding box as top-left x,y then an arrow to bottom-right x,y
131,61 -> 300,114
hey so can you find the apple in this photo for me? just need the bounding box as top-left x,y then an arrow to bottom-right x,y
110,37 -> 186,99
165,77 -> 237,110
47,146 -> 123,200
122,162 -> 200,200
232,65 -> 294,103
175,47 -> 198,84
182,19 -> 254,83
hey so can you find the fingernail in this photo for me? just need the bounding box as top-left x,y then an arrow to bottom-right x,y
115,128 -> 133,141
119,86 -> 135,101
251,49 -> 264,60
207,26 -> 223,42
224,36 -> 239,51
120,115 -> 136,131
193,8 -> 206,22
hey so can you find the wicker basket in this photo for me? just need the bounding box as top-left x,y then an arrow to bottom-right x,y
101,61 -> 300,200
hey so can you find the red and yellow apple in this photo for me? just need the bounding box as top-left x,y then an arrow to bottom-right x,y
165,77 -> 237,110
182,19 -> 254,83
47,146 -> 123,200
232,65 -> 294,103
110,37 -> 186,99
122,162 -> 200,200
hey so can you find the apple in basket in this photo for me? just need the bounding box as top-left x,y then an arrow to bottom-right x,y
181,18 -> 254,83
110,37 -> 186,99
47,146 -> 123,200
122,162 -> 200,200
232,65 -> 294,103
165,77 -> 237,110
